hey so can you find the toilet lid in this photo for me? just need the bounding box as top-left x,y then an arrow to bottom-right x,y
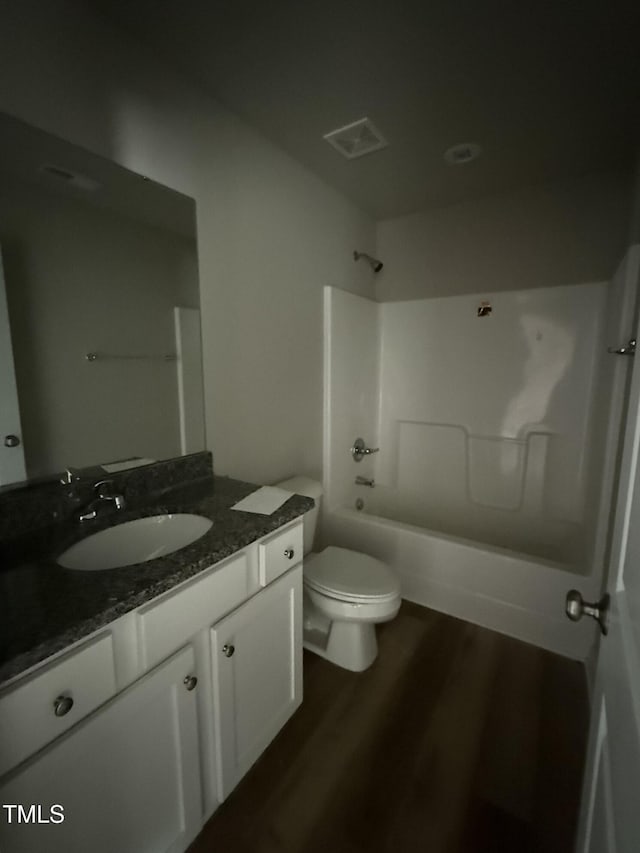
304,547 -> 400,602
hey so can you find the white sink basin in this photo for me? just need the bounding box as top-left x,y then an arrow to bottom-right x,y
57,513 -> 213,571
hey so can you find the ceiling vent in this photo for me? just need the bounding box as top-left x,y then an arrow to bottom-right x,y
323,118 -> 388,160
39,164 -> 101,191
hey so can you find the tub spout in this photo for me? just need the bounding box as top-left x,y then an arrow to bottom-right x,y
355,476 -> 375,488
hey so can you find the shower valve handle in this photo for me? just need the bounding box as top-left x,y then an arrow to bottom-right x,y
351,437 -> 380,462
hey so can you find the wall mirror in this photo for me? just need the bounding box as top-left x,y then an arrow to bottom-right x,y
0,112 -> 205,488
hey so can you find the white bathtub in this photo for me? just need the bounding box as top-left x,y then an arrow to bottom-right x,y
323,502 -> 599,661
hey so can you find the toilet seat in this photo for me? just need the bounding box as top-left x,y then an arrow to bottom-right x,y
304,547 -> 400,604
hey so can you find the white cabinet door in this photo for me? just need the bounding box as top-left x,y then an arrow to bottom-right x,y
0,645 -> 202,853
211,566 -> 302,798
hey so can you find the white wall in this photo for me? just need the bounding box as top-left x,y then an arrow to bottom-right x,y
376,171 -> 631,302
323,287 -> 379,515
0,181 -> 196,476
0,0 -> 376,485
196,132 -> 375,485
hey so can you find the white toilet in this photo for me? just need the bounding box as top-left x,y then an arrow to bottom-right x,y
277,477 -> 401,672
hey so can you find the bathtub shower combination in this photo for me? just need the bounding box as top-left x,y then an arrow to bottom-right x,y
323,252 -> 637,660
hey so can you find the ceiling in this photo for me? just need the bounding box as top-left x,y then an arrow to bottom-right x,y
0,112 -> 195,238
91,0 -> 640,219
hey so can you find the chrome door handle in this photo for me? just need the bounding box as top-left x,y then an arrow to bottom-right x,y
566,590 -> 610,636
222,644 -> 235,658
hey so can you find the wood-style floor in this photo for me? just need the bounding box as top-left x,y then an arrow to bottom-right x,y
189,602 -> 589,853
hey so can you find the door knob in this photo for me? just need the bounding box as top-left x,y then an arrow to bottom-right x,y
565,589 -> 610,636
4,434 -> 20,448
53,695 -> 74,717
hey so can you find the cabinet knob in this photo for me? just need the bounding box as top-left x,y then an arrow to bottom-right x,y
53,695 -> 74,717
183,674 -> 198,691
284,548 -> 295,560
222,643 -> 235,658
4,434 -> 20,448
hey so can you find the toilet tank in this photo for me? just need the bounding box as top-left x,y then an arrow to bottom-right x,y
275,476 -> 323,555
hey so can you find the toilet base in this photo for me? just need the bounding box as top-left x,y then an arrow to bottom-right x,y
304,620 -> 378,672
302,583 -> 401,673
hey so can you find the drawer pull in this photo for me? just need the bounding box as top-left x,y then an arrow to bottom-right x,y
284,548 -> 295,560
222,643 -> 235,658
183,675 -> 198,691
53,695 -> 74,717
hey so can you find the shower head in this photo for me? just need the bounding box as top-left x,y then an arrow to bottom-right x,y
353,250 -> 383,273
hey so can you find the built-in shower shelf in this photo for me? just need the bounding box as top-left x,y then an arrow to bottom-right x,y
390,420 -> 552,512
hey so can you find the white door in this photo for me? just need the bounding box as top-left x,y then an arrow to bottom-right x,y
0,248 -> 26,485
576,306 -> 640,851
211,566 -> 302,799
0,645 -> 202,853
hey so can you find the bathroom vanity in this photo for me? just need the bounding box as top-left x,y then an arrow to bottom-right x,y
0,112 -> 312,852
0,458 -> 311,853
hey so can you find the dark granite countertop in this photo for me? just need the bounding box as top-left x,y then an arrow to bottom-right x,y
0,475 -> 313,686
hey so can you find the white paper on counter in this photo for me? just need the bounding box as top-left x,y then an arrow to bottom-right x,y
231,486 -> 293,515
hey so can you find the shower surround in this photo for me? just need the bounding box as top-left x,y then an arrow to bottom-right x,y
322,259 -> 634,659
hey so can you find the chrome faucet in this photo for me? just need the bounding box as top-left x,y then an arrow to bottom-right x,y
78,480 -> 126,522
355,476 -> 375,488
60,467 -> 83,485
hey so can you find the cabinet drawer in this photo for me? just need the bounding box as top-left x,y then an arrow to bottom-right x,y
258,521 -> 303,587
137,552 -> 250,670
0,645 -> 201,853
0,632 -> 116,776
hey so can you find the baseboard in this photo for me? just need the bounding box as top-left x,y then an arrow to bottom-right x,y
400,570 -> 593,661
